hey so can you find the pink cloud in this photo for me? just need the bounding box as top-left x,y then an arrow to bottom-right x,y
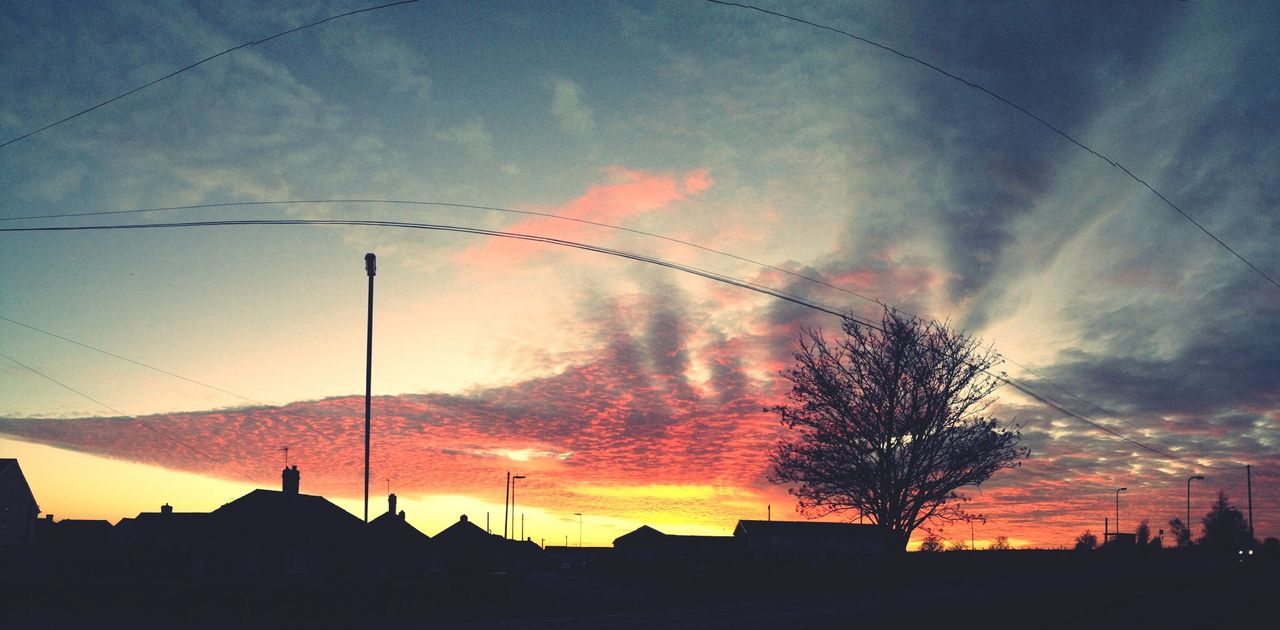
457,167 -> 714,267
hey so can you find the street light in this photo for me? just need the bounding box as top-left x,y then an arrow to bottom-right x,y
1115,487 -> 1127,537
511,475 -> 526,540
1187,475 -> 1205,545
363,253 -> 376,523
574,512 -> 583,547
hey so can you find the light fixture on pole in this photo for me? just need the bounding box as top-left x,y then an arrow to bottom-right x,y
511,475 -> 526,540
1115,487 -> 1127,537
363,253 -> 376,523
1187,475 -> 1204,545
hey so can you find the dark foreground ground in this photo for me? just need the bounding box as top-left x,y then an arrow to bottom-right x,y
2,551 -> 1273,629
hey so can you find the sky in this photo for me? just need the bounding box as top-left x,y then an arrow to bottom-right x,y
1,0 -> 1277,550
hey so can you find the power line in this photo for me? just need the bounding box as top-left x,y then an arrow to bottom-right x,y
0,349 -> 225,465
0,0 -> 419,150
0,350 -> 124,416
0,314 -> 257,405
703,0 -> 1280,293
0,216 -> 1249,471
0,198 -> 888,311
0,217 -> 855,321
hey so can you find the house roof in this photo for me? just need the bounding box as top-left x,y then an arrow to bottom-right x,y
612,524 -> 666,547
211,488 -> 364,543
0,458 -> 38,511
368,511 -> 431,543
213,489 -> 360,524
733,519 -> 880,541
431,515 -> 496,548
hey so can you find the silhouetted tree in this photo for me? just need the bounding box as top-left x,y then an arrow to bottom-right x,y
1199,491 -> 1252,552
769,308 -> 1028,553
1168,517 -> 1193,548
918,532 -> 945,552
946,539 -> 968,552
1135,519 -> 1151,546
989,535 -> 1011,550
1074,530 -> 1098,551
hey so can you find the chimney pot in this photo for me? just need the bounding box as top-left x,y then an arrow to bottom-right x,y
161,503 -> 173,515
282,465 -> 300,495
388,493 -> 397,516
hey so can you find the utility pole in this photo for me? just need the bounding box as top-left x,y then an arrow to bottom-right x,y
363,253 -> 376,523
1247,464 -> 1254,540
503,471 -> 510,539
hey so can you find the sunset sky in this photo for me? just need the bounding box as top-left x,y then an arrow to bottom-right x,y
1,1 -> 1276,549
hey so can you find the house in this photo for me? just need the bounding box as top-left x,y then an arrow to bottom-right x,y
432,514 -> 507,573
207,465 -> 365,578
366,493 -> 435,575
114,503 -> 215,577
613,525 -> 738,567
0,458 -> 39,545
733,519 -> 883,565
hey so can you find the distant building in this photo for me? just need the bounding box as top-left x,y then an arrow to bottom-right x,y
733,519 -> 883,564
0,458 -> 39,545
613,525 -> 737,567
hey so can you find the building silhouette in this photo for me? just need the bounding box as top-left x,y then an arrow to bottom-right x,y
0,458 -> 39,545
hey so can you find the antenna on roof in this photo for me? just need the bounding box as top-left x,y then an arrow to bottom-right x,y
281,446 -> 289,468
386,478 -> 390,494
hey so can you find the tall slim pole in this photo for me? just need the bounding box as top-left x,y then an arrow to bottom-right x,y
503,471 -> 510,539
511,474 -> 526,540
1247,464 -> 1253,540
575,512 -> 583,547
363,253 -> 376,523
1187,475 -> 1203,545
1115,487 -> 1126,537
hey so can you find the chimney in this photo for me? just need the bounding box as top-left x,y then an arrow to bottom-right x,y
388,493 -> 397,516
161,503 -> 173,515
282,465 -> 300,495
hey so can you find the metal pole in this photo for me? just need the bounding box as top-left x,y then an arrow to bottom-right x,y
511,474 -> 525,540
970,519 -> 975,551
503,471 -> 510,539
575,513 -> 583,547
1247,464 -> 1253,540
363,253 -> 376,523
1186,475 -> 1203,546
1115,487 -> 1126,537
521,513 -> 524,541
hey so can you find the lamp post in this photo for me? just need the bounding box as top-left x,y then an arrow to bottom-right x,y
1115,487 -> 1127,537
503,471 -> 510,539
1187,475 -> 1204,545
363,253 -> 376,523
575,512 -> 583,547
511,474 -> 526,540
